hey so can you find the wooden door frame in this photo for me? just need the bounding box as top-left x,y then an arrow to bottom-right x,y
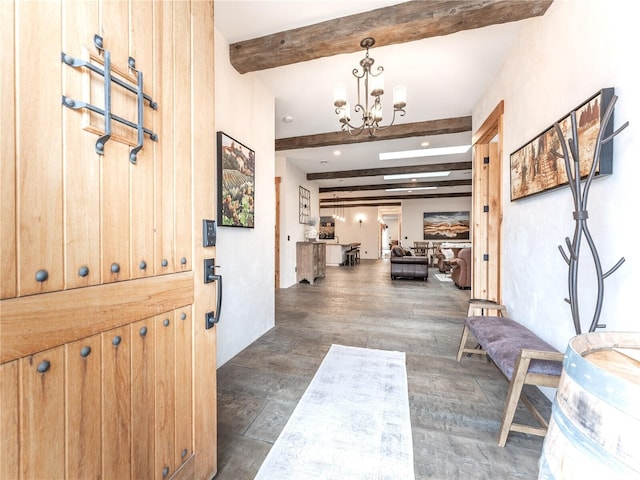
471,100 -> 504,303
275,176 -> 281,288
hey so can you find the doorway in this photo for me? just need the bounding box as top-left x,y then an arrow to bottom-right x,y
378,206 -> 401,258
471,101 -> 504,303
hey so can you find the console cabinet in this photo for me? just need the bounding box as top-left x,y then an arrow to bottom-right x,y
296,242 -> 326,284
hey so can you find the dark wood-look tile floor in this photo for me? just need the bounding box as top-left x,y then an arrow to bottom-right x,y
214,258 -> 551,479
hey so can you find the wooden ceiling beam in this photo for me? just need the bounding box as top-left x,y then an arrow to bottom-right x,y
320,191 -> 472,204
307,161 -> 471,180
276,117 -> 472,150
320,201 -> 403,208
229,0 -> 553,73
320,179 -> 471,193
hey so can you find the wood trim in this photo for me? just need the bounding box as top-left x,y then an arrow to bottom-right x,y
229,1 -> 553,73
471,100 -> 503,304
473,100 -> 504,145
275,176 -> 281,289
276,117 -> 472,150
0,272 -> 194,364
190,1 -> 218,478
308,161 -> 471,181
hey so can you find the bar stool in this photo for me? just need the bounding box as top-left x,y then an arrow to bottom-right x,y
345,250 -> 356,266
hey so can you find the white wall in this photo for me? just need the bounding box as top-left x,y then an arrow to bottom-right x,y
276,159 -> 319,288
474,0 -> 639,360
401,197 -> 472,247
215,29 -> 276,366
320,206 -> 381,258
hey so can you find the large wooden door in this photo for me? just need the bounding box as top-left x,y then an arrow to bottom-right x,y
0,1 -> 218,478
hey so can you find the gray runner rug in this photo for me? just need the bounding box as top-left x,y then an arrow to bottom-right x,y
254,344 -> 415,480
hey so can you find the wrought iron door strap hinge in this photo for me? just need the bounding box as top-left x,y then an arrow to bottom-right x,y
61,34 -> 158,163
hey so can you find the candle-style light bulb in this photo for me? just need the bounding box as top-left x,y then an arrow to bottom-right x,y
393,85 -> 407,109
334,84 -> 347,107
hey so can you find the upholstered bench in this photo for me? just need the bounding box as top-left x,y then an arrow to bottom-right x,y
456,301 -> 564,446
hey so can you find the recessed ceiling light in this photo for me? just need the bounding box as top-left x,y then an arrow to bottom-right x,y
385,186 -> 437,192
282,115 -> 294,123
333,150 -> 341,156
384,171 -> 451,180
379,144 -> 471,160
421,141 -> 430,147
411,178 -> 417,182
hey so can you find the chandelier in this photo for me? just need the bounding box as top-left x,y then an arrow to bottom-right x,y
333,37 -> 406,137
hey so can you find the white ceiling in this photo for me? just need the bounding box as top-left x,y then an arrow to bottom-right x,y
214,1 -> 532,198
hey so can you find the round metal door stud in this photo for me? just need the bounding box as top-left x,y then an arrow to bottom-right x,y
180,313 -> 187,320
161,259 -> 168,267
181,257 -> 187,265
80,346 -> 92,357
35,269 -> 49,282
163,318 -> 170,327
139,260 -> 147,270
37,360 -> 51,373
112,335 -> 122,346
140,326 -> 148,337
78,266 -> 89,277
111,263 -> 120,273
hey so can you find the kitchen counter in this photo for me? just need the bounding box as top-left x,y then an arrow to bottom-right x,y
322,242 -> 361,266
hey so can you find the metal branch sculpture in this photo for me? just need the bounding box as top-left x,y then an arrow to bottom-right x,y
553,94 -> 629,334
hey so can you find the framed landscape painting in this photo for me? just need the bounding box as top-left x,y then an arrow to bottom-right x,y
217,131 -> 255,228
510,88 -> 614,201
423,211 -> 470,241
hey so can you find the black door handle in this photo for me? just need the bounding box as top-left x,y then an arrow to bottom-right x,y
205,274 -> 222,329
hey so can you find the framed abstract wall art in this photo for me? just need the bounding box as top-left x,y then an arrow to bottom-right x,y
510,88 -> 614,201
217,131 -> 255,228
423,211 -> 470,241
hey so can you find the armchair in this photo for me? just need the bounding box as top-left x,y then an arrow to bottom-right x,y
435,246 -> 460,273
450,247 -> 471,289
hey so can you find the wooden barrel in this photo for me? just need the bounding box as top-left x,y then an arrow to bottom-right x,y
539,332 -> 640,479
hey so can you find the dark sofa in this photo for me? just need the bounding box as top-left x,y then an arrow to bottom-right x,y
390,246 -> 429,280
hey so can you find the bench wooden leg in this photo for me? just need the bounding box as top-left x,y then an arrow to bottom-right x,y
498,354 -> 532,447
456,324 -> 488,362
497,349 -> 563,446
456,325 -> 470,362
